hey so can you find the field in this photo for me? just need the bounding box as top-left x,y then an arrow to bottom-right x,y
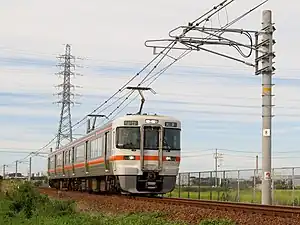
167,186 -> 300,206
0,180 -> 236,225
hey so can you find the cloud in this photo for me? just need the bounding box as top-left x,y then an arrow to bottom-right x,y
1,0 -> 300,175
0,56 -> 54,68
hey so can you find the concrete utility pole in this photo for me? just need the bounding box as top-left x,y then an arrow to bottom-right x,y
260,10 -> 275,205
214,149 -> 223,187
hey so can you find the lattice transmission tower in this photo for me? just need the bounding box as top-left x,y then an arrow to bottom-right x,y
54,44 -> 80,149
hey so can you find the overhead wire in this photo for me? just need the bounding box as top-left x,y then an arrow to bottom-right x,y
69,89 -> 133,132
95,49 -> 192,127
1,0 -> 274,168
91,41 -> 182,127
4,40 -> 178,166
1,50 -> 300,74
178,0 -> 268,66
92,2 -> 238,125
70,46 -> 171,131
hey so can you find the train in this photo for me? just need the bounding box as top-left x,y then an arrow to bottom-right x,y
48,113 -> 181,195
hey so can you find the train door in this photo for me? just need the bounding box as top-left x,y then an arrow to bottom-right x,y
104,131 -> 109,172
62,151 -> 67,176
112,129 -> 117,171
84,141 -> 89,174
47,157 -> 51,176
140,125 -> 163,171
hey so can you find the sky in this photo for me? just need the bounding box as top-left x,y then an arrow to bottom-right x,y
1,0 -> 300,179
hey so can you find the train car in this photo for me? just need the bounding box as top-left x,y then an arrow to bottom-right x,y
48,113 -> 181,195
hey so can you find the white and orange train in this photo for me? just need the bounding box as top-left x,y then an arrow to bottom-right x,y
48,113 -> 181,195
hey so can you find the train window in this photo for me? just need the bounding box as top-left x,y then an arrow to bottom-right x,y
75,144 -> 85,162
98,136 -> 103,156
56,153 -> 63,167
51,157 -> 53,169
49,156 -> 55,169
65,150 -> 70,164
90,139 -> 96,158
106,131 -> 112,154
116,127 -> 140,149
67,150 -> 70,164
90,137 -> 102,158
163,128 -> 181,150
143,127 -> 159,150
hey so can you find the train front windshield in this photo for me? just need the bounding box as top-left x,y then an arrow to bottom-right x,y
163,128 -> 180,150
143,127 -> 159,150
116,127 -> 140,149
143,126 -> 181,150
116,125 -> 181,151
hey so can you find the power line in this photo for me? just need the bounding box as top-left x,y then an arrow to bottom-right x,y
0,150 -> 48,154
3,35 -> 181,167
3,87 -> 300,111
4,38 -> 172,165
94,49 -> 192,128
3,95 -> 300,114
3,147 -> 300,155
1,54 -> 300,77
0,2 -> 280,193
0,42 -> 299,72
180,152 -> 300,160
182,148 -> 300,155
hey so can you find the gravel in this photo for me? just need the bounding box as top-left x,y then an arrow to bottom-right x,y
39,188 -> 300,225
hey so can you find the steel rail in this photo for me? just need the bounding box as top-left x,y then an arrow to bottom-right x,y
131,196 -> 300,217
38,187 -> 300,217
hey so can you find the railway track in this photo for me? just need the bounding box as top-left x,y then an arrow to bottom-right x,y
39,187 -> 300,218
134,196 -> 300,218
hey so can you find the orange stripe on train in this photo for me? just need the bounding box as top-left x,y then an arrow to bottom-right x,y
48,155 -> 180,173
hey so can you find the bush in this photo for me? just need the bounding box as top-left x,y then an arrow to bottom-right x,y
33,181 -> 43,187
39,199 -> 76,216
4,181 -> 75,219
0,182 -> 237,225
5,181 -> 40,218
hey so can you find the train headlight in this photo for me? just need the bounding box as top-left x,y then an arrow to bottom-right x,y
124,155 -> 136,160
165,156 -> 177,161
145,119 -> 158,124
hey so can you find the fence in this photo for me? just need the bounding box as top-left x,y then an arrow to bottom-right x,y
164,167 -> 300,206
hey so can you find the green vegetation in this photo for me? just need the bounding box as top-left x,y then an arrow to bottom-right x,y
199,219 -> 236,225
167,186 -> 300,206
0,181 -> 235,225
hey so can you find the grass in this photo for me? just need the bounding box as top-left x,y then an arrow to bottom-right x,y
166,186 -> 300,205
0,180 -> 236,225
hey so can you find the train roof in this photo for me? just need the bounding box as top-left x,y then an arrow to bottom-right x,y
49,113 -> 180,156
115,113 -> 180,121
